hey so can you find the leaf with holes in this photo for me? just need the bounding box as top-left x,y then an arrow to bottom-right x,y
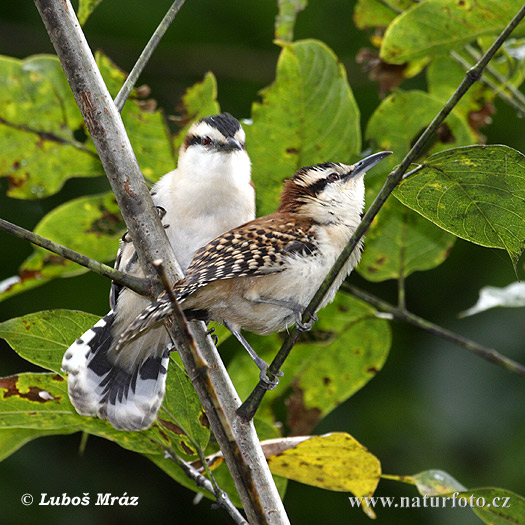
395,145 -> 525,268
248,39 -> 361,215
0,372 -> 169,455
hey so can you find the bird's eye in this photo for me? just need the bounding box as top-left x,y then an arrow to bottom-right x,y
202,136 -> 212,146
328,172 -> 340,182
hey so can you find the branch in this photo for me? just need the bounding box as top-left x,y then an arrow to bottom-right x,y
114,0 -> 186,112
164,448 -> 248,525
0,217 -> 150,297
237,3 -> 525,421
34,1 -> 288,522
344,283 -> 525,377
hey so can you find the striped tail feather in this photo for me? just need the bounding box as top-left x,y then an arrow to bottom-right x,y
62,310 -> 170,431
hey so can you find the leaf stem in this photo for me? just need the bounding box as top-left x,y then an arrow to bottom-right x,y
164,447 -> 248,525
114,0 -> 186,112
344,283 -> 525,377
236,3 -> 525,421
0,217 -> 150,297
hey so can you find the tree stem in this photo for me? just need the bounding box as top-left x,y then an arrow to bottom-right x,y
33,1 -> 288,522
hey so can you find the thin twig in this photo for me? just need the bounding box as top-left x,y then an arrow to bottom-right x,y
0,217 -> 150,297
450,51 -> 525,116
236,3 -> 525,421
164,448 -> 248,525
344,283 -> 525,377
464,44 -> 525,111
114,0 -> 186,112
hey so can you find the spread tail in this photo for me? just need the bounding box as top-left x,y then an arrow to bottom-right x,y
62,311 -> 170,431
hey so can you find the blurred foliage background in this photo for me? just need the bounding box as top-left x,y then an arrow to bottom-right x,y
0,1 -> 524,523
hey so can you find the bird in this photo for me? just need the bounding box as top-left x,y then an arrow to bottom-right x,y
118,151 -> 392,392
62,113 -> 255,431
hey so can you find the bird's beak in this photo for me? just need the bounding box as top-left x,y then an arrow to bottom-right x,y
352,151 -> 393,178
222,137 -> 243,152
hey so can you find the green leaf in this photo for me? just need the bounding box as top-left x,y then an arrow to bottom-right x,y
171,72 -> 221,164
77,0 -> 104,25
248,39 -> 361,215
358,198 -> 455,281
394,145 -> 525,267
427,55 -> 494,122
275,0 -> 308,42
159,358 -> 210,456
353,0 -> 413,30
471,488 -> 525,525
228,294 -> 391,431
0,428 -> 76,462
0,310 -> 99,374
267,433 -> 381,497
0,193 -> 124,302
0,55 -> 102,199
380,0 -> 525,64
365,90 -> 476,183
361,90 -> 475,281
409,470 -> 525,525
96,52 -> 175,182
411,469 -> 467,494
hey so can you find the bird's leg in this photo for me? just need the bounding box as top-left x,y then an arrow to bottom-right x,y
206,326 -> 219,345
224,321 -> 283,390
248,296 -> 318,332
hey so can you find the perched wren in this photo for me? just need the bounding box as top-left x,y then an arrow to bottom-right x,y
119,151 -> 392,402
62,113 -> 255,431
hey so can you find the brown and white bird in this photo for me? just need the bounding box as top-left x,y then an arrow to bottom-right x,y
119,151 -> 392,387
62,113 -> 255,431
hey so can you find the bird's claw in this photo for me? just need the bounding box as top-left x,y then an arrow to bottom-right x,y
295,313 -> 318,332
259,366 -> 283,390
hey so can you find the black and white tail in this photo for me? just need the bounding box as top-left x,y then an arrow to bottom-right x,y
62,310 -> 170,431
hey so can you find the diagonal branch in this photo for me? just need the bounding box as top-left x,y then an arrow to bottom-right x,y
33,1 -> 288,523
237,3 -> 525,421
0,217 -> 150,297
344,283 -> 525,377
114,0 -> 186,112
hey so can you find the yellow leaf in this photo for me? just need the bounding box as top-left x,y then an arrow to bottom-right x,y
266,432 -> 381,497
